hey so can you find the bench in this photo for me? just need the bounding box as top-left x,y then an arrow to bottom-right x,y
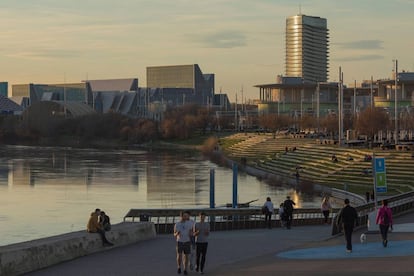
0,222 -> 156,276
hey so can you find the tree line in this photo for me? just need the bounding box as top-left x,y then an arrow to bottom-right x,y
1,104 -> 413,146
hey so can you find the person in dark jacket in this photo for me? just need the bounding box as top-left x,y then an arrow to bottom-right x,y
283,196 -> 296,229
336,199 -> 358,252
99,211 -> 112,232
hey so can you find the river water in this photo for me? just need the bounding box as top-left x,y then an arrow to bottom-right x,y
0,145 -> 322,246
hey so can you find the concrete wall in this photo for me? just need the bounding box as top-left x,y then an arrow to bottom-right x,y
0,222 -> 156,276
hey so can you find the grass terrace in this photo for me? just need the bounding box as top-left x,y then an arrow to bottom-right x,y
220,133 -> 414,196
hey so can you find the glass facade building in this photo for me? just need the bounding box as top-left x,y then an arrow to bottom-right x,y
0,82 -> 8,97
286,14 -> 329,82
146,64 -> 214,105
11,83 -> 92,105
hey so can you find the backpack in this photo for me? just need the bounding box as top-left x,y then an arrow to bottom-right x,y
382,209 -> 389,225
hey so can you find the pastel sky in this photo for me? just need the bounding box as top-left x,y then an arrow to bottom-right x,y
1,0 -> 413,100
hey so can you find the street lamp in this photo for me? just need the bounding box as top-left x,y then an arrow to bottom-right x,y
394,59 -> 398,144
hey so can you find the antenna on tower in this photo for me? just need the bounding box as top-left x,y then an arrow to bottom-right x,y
299,4 -> 302,15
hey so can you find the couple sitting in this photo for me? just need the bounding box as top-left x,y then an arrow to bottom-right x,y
87,208 -> 114,246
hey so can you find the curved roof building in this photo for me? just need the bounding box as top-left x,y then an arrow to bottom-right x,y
23,101 -> 95,119
285,14 -> 329,83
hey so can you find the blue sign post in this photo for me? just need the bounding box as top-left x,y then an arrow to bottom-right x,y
209,169 -> 215,209
374,157 -> 387,193
232,163 -> 238,208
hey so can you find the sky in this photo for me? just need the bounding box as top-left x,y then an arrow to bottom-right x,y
0,0 -> 413,101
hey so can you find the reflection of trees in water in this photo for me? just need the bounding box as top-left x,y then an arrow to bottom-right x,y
1,147 -> 204,193
2,147 -> 149,186
145,152 -> 206,202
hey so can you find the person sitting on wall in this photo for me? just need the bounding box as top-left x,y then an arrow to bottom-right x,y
99,211 -> 112,232
87,208 -> 114,246
364,155 -> 372,162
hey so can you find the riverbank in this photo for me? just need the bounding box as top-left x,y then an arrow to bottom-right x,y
0,133 -> 223,151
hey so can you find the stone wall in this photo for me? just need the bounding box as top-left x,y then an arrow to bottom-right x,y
0,222 -> 156,276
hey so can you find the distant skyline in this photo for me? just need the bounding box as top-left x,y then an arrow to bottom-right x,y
1,0 -> 413,100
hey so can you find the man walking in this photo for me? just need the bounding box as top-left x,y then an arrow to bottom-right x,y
376,199 -> 393,247
174,211 -> 193,275
263,197 -> 274,229
283,196 -> 296,229
193,212 -> 210,274
336,199 -> 358,252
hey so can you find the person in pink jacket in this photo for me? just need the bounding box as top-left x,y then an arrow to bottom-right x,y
376,199 -> 393,247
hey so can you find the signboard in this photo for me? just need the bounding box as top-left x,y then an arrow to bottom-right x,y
374,157 -> 387,193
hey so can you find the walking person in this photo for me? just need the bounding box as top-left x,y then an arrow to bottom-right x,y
283,196 -> 296,229
262,197 -> 274,229
376,199 -> 393,247
336,199 -> 358,252
193,212 -> 210,274
174,211 -> 193,275
321,197 -> 332,224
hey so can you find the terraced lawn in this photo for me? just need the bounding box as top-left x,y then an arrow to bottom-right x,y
221,133 -> 414,196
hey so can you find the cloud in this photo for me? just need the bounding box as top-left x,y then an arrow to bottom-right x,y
334,54 -> 384,62
335,40 -> 384,49
5,49 -> 82,60
190,31 -> 247,48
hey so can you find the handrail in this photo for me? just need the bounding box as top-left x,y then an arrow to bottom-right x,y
124,191 -> 414,235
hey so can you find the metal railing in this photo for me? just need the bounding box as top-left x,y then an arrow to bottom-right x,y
124,207 -> 340,234
124,191 -> 414,235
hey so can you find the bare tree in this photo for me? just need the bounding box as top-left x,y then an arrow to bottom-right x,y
355,107 -> 390,140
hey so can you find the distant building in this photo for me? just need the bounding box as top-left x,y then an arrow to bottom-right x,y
94,91 -> 138,116
146,64 -> 214,105
286,14 -> 329,82
0,94 -> 23,115
255,76 -> 338,116
11,83 -> 91,105
86,78 -> 138,92
0,82 -> 8,97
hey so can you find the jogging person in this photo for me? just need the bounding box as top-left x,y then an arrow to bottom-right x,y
193,212 -> 210,274
174,211 -> 193,275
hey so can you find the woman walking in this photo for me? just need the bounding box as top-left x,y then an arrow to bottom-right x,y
321,197 -> 331,224
376,199 -> 393,247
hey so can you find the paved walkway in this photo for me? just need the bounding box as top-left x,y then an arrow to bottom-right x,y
29,212 -> 414,276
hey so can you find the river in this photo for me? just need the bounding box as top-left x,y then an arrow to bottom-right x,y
0,145 -> 322,246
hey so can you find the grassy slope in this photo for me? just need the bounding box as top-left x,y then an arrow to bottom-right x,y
220,133 -> 414,196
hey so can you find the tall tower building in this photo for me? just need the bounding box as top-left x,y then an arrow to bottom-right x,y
285,14 -> 329,82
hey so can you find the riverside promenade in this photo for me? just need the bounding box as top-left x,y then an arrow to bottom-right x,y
28,212 -> 414,276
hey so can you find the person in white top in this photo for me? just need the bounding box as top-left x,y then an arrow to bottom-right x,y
321,197 -> 332,224
263,197 -> 275,229
174,211 -> 193,275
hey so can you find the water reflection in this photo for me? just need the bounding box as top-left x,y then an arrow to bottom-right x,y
0,146 -> 322,246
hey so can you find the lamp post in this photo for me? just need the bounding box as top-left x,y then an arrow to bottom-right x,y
394,59 -> 398,144
316,82 -> 320,132
338,67 -> 344,146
